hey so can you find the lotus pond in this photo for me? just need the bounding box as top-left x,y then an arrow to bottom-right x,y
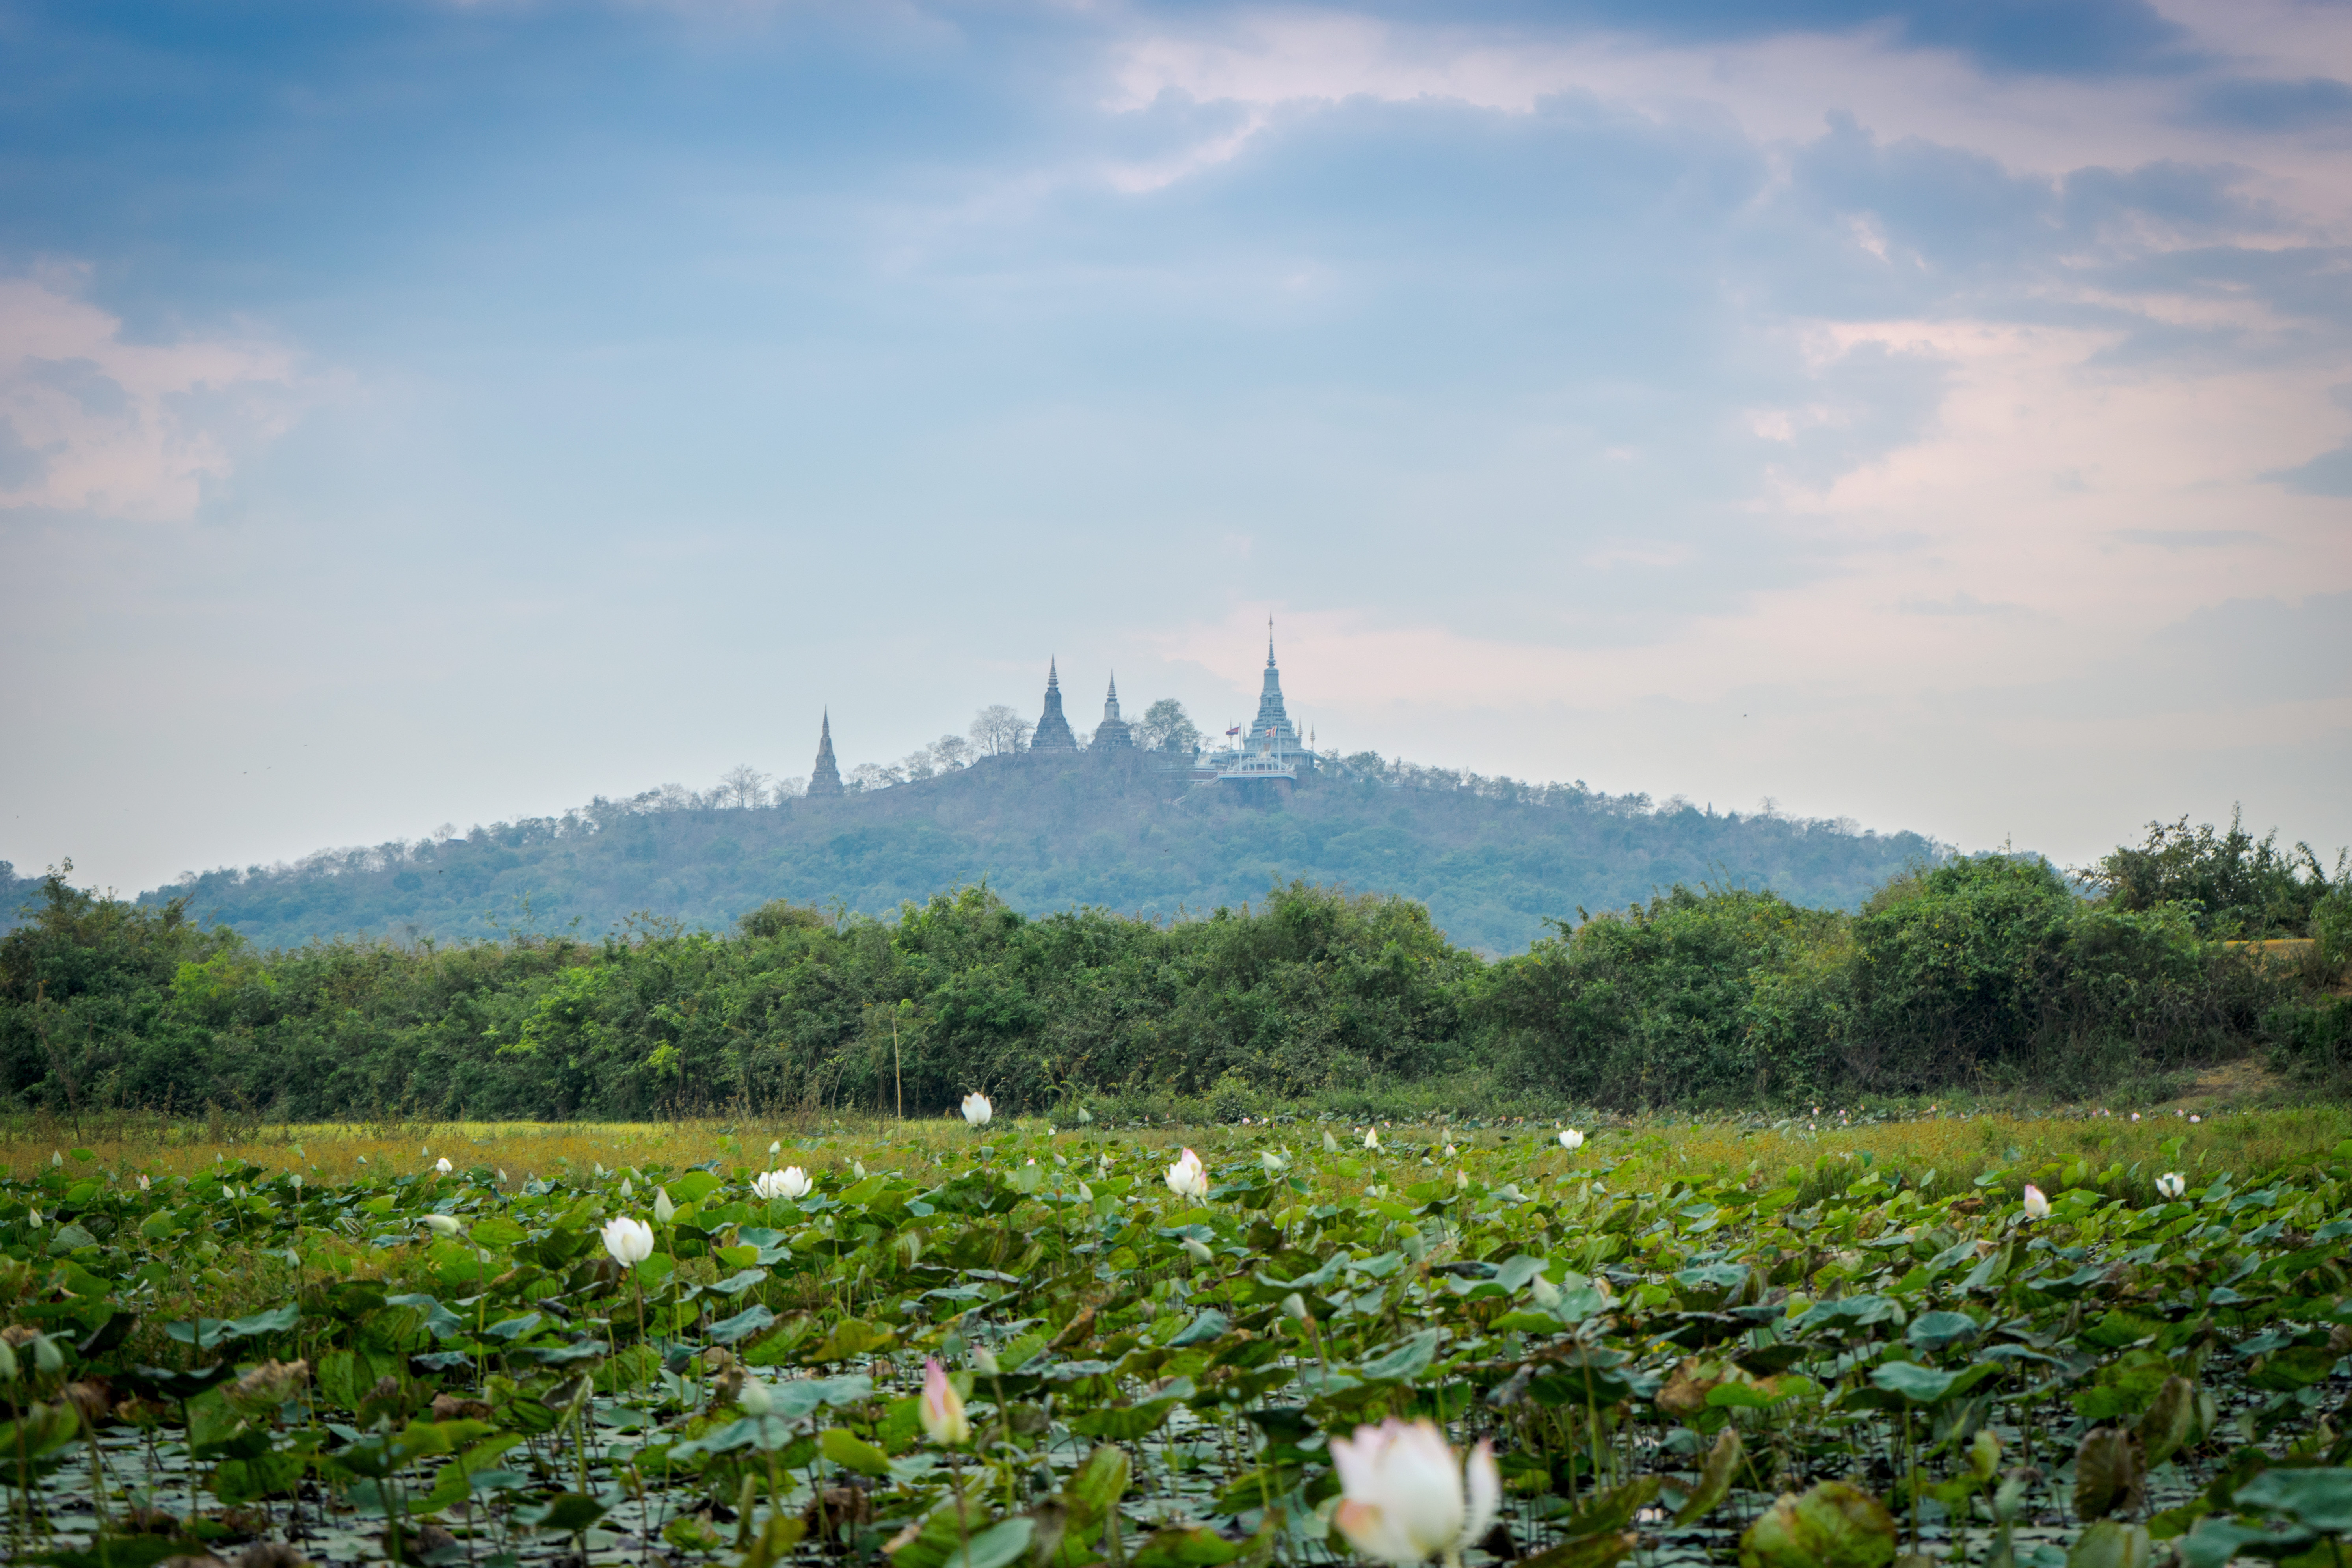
0,1112 -> 2349,1568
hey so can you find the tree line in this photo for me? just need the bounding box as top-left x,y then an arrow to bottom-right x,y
5,811 -> 2345,1122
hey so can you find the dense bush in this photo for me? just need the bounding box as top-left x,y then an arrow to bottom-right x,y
2,822 -> 2341,1119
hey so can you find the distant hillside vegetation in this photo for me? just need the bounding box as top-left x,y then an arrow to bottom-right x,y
127,755 -> 1944,953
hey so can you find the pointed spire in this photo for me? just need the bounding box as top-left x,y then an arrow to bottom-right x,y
808,707 -> 844,796
1267,615 -> 1276,667
1032,657 -> 1078,750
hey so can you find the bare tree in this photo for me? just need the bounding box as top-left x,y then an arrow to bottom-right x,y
774,775 -> 808,799
902,749 -> 938,781
930,734 -> 973,770
848,761 -> 901,792
716,763 -> 771,808
969,705 -> 1032,756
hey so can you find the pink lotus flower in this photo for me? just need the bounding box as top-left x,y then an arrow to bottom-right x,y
919,1357 -> 969,1447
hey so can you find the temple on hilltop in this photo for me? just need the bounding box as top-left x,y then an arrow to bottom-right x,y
802,634 -> 1319,794
1200,620 -> 1318,783
1030,657 -> 1080,751
1092,674 -> 1133,750
807,709 -> 844,796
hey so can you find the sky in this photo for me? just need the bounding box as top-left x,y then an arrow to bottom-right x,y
3,0 -> 2348,896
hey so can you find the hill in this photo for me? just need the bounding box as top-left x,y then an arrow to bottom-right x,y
121,754 -> 1944,953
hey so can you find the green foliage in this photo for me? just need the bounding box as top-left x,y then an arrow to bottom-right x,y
123,757 -> 1942,957
2080,807 -> 2342,938
13,1123 -> 2352,1567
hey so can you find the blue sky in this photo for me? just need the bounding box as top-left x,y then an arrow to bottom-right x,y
3,0 -> 2348,893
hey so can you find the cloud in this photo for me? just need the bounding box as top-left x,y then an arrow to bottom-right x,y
2193,76 -> 2352,134
0,273 -> 320,523
2263,442 -> 2352,497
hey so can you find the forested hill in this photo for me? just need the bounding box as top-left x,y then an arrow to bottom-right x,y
123,755 -> 1944,954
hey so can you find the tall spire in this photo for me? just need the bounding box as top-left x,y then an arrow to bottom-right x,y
1094,671 -> 1133,750
1267,615 -> 1276,668
1031,658 -> 1079,751
807,707 -> 844,796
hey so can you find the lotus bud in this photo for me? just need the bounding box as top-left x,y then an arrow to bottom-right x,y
769,1140 -> 782,1156
653,1187 -> 676,1224
421,1213 -> 463,1236
1529,1273 -> 1563,1312
2021,1184 -> 2050,1220
853,1160 -> 867,1179
961,1092 -> 993,1128
1261,1150 -> 1287,1173
619,1177 -> 633,1200
1076,1107 -> 1094,1124
1182,1236 -> 1214,1266
32,1334 -> 64,1375
1324,1130 -> 1340,1153
1365,1128 -> 1380,1150
0,1340 -> 17,1383
1282,1292 -> 1309,1321
137,1174 -> 150,1192
290,1173 -> 303,1192
51,1153 -> 61,1167
919,1357 -> 970,1447
1078,1182 -> 1094,1202
970,1344 -> 1000,1376
739,1378 -> 774,1415
1969,1427 -> 2001,1483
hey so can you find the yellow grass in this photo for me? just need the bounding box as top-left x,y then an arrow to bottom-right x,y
5,1103 -> 2345,1193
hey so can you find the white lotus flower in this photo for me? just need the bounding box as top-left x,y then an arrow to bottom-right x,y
1558,1129 -> 1585,1151
1166,1148 -> 1209,1200
1365,1128 -> 1380,1150
137,1174 -> 151,1192
853,1160 -> 867,1179
600,1216 -> 655,1265
2156,1172 -> 2186,1199
654,1187 -> 676,1224
435,1157 -> 453,1174
2131,1112 -> 2141,1122
1330,1417 -> 1500,1566
961,1092 -> 992,1127
2021,1183 -> 2050,1220
753,1168 -> 812,1202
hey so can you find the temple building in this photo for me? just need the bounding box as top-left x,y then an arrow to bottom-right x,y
1029,657 -> 1080,751
1092,674 -> 1133,750
1204,623 -> 1317,781
807,709 -> 844,796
